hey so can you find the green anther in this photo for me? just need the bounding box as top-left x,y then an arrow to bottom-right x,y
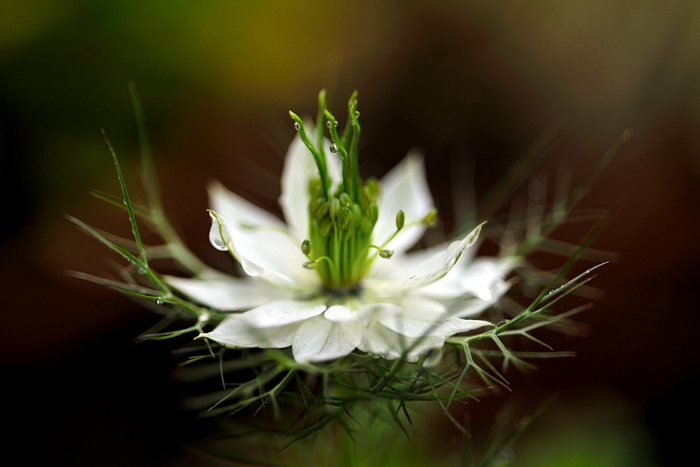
352,204 -> 362,228
361,185 -> 374,205
339,193 -> 352,207
301,239 -> 312,256
366,178 -> 379,198
339,207 -> 353,230
395,210 -> 405,230
314,201 -> 330,219
369,202 -> 379,223
309,195 -> 325,213
303,261 -> 318,270
330,197 -> 341,219
423,207 -> 438,226
308,178 -> 321,195
379,249 -> 394,259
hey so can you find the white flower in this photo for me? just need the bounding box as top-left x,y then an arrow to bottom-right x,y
165,106 -> 514,365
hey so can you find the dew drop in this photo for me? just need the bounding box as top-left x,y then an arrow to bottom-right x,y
354,110 -> 360,118
209,218 -> 229,251
293,122 -> 301,131
156,298 -> 164,305
330,143 -> 339,153
325,120 -> 338,129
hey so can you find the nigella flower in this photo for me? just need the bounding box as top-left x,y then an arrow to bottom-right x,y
166,92 -> 515,364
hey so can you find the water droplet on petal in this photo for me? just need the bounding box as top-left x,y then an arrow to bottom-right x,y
293,122 -> 301,131
209,217 -> 229,251
330,143 -> 339,153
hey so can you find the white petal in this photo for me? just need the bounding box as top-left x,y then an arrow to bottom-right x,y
366,238 -> 451,282
209,181 -> 285,229
324,302 -> 401,326
450,280 -> 512,318
374,152 -> 434,255
279,135 -> 315,241
419,256 -> 519,301
292,316 -> 363,363
238,300 -> 326,328
279,132 -> 341,240
358,324 -> 445,362
370,223 -> 484,294
458,257 -> 519,298
209,210 -> 318,291
200,317 -> 300,349
380,297 -> 491,338
164,275 -> 291,311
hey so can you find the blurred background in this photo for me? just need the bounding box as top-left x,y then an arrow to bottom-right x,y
2,1 -> 699,465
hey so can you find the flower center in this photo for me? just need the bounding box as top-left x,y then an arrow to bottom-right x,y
290,91 -> 397,292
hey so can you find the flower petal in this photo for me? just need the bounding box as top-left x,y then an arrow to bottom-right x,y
238,300 -> 326,328
279,132 -> 341,240
369,223 -> 484,294
200,317 -> 300,349
418,256 -> 519,301
379,297 -> 492,338
358,325 -> 445,362
209,209 -> 317,291
209,181 -> 285,229
449,280 -> 512,318
164,274 -> 291,311
324,302 -> 401,326
374,152 -> 434,255
292,316 -> 363,363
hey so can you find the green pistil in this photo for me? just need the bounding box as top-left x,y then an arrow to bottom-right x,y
293,91 -> 388,291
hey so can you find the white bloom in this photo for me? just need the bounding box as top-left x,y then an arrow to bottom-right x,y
166,111 -> 514,365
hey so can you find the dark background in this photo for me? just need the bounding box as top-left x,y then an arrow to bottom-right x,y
2,1 -> 699,465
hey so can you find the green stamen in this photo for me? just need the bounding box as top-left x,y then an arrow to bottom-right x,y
291,92 -> 393,291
